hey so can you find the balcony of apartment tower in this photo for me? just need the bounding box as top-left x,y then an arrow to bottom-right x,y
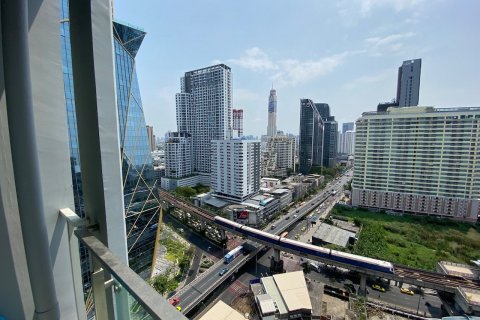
0,0 -> 186,319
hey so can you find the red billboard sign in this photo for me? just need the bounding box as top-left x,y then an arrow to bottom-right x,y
236,210 -> 249,220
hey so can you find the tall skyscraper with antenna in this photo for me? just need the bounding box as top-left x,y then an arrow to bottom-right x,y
267,87 -> 277,136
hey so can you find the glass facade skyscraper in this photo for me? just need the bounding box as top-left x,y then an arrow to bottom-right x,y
299,99 -> 324,174
59,1 -> 159,290
113,21 -> 160,273
315,103 -> 338,168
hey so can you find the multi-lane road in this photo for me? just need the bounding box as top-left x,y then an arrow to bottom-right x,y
175,170 -> 353,313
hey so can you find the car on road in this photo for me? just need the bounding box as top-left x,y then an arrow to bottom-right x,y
296,210 -> 299,213
371,284 -> 385,292
293,214 -> 298,218
176,306 -> 182,312
169,297 -> 180,306
301,227 -> 306,232
270,224 -> 276,230
295,234 -> 300,239
400,287 -> 414,295
219,268 -> 229,276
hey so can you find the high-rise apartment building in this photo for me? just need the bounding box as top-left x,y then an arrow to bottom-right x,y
315,103 -> 338,168
396,59 -> 422,107
377,58 -> 422,112
146,125 -> 155,151
262,135 -> 296,177
342,122 -> 354,133
353,106 -> 480,221
164,132 -> 193,179
176,64 -> 232,178
233,109 -> 244,137
338,130 -> 355,155
267,88 -> 277,136
211,140 -> 261,202
299,99 -> 324,174
60,4 -> 159,279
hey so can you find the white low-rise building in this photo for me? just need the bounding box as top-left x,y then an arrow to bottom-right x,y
252,271 -> 313,319
268,188 -> 293,210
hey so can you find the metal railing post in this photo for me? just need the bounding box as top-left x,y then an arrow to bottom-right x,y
59,208 -> 87,319
92,266 -> 109,320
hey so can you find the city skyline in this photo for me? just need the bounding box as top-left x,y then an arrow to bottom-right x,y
3,1 -> 479,319
115,1 -> 479,138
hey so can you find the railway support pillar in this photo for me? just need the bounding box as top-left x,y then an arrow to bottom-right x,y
359,274 -> 367,296
398,281 -> 403,288
272,249 -> 280,261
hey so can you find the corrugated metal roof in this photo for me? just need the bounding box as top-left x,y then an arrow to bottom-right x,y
204,197 -> 229,208
313,223 -> 356,247
262,277 -> 288,315
199,300 -> 247,320
256,294 -> 277,314
273,271 -> 312,312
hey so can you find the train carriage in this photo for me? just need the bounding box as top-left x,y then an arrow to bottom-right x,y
215,216 -> 394,274
280,237 -> 330,260
214,216 -> 244,234
240,225 -> 281,244
331,250 -> 394,274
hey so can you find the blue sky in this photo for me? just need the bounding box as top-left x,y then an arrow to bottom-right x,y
115,0 -> 480,138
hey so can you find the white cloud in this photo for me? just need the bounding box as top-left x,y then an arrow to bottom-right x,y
273,52 -> 349,87
364,32 -> 415,56
336,0 -> 424,25
228,47 -> 278,72
227,47 -> 353,88
365,32 -> 415,47
344,69 -> 394,89
357,0 -> 424,15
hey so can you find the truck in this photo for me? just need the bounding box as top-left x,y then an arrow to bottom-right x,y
224,246 -> 243,264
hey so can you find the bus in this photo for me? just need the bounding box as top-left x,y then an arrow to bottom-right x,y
224,246 -> 243,264
280,231 -> 288,238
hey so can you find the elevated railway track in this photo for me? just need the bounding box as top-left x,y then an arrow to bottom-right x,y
158,189 -> 480,314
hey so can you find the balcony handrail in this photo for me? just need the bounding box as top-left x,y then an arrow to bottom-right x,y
74,228 -> 188,320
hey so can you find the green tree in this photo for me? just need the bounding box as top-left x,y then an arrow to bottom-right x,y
174,186 -> 197,198
344,182 -> 352,191
149,271 -> 178,295
193,183 -> 210,194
